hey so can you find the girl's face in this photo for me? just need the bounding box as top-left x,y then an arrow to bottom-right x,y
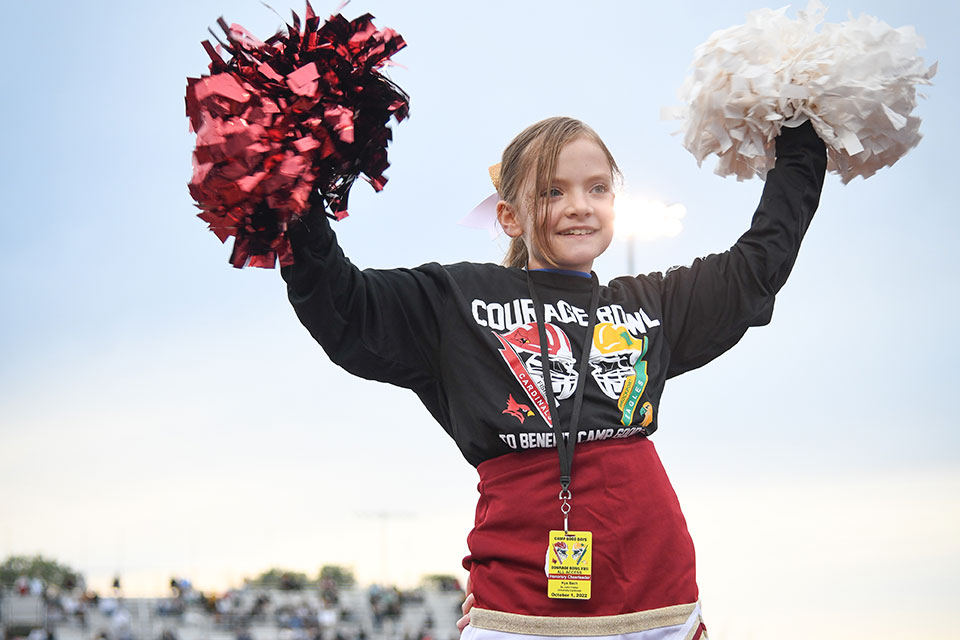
499,136 -> 616,273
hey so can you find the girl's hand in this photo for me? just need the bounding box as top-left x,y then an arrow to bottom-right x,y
457,574 -> 474,634
456,593 -> 474,633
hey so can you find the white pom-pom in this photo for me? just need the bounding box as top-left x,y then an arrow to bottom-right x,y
665,1 -> 936,183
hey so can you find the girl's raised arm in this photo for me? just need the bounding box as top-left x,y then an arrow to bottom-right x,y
281,204 -> 449,396
657,121 -> 828,378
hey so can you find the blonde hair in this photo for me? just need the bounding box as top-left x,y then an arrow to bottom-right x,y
498,117 -> 621,269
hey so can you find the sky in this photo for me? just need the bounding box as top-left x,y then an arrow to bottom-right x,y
0,1 -> 957,638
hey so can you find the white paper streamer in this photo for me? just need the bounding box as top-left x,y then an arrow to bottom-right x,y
664,1 -> 937,183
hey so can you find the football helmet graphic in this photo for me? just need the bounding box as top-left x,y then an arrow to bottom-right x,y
552,540 -> 568,564
589,323 -> 645,399
500,323 -> 578,401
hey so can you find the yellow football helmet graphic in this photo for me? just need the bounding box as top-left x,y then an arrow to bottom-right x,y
589,323 -> 645,400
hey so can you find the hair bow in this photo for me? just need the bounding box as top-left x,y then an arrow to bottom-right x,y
459,163 -> 502,238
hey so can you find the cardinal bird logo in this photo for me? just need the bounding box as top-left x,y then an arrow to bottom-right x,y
502,394 -> 535,423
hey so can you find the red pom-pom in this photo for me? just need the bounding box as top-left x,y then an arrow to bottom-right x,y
186,3 -> 409,268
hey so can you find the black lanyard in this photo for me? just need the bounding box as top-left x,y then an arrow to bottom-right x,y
526,270 -> 600,532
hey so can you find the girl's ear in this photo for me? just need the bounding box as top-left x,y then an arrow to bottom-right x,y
497,200 -> 524,238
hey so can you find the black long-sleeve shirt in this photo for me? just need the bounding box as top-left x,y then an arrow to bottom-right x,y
282,121 -> 827,468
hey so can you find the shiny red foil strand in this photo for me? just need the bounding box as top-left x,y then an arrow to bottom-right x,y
186,3 -> 409,268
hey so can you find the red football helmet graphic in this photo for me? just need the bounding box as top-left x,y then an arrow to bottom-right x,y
500,323 -> 578,401
553,540 -> 568,564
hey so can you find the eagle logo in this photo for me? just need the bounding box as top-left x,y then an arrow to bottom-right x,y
502,394 -> 535,423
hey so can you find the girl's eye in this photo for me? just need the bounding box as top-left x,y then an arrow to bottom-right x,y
592,184 -> 609,194
541,187 -> 563,198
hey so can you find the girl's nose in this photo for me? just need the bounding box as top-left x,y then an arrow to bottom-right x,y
565,190 -> 593,215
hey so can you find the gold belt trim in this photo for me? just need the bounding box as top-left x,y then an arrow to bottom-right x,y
469,602 -> 698,636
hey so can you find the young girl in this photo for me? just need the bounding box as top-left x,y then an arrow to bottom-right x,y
282,116 -> 827,640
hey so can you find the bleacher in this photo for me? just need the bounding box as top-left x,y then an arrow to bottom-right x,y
2,587 -> 463,640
